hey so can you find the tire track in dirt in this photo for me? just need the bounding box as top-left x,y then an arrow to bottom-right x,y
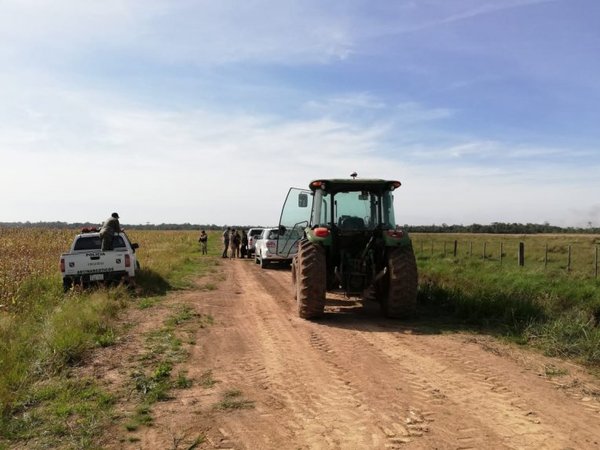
247,262 -> 600,449
355,326 -> 600,449
120,258 -> 600,450
221,261 -> 413,449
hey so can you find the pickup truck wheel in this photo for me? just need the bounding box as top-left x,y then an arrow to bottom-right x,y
62,278 -> 73,293
296,240 -> 326,319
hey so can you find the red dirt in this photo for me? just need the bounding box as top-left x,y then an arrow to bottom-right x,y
99,258 -> 600,450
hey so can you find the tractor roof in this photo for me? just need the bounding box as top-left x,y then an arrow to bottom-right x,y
308,179 -> 401,194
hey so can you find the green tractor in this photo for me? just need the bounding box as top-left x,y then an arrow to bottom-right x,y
278,177 -> 418,319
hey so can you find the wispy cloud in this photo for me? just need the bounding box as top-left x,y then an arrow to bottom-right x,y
0,0 -> 597,226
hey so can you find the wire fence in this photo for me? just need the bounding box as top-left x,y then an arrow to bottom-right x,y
412,234 -> 600,278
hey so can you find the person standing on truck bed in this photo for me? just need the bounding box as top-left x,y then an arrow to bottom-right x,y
100,212 -> 122,251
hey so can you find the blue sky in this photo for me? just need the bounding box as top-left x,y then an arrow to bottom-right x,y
1,0 -> 598,227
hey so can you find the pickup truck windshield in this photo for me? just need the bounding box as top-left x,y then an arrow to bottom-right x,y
74,236 -> 127,251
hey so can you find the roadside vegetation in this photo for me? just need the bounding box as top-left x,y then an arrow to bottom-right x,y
413,233 -> 600,368
0,228 -> 221,449
1,227 -> 599,447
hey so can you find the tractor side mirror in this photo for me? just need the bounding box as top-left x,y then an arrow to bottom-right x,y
278,225 -> 287,236
298,193 -> 308,207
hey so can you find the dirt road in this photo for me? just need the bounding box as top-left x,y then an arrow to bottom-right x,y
119,259 -> 600,449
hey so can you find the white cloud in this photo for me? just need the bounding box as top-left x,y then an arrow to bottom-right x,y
0,0 -> 356,67
1,71 -> 597,227
0,0 -> 596,228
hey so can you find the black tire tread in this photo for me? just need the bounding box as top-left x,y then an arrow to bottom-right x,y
382,246 -> 418,318
296,240 -> 326,319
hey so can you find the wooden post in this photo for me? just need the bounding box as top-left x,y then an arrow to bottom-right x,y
567,245 -> 572,272
483,242 -> 487,260
544,244 -> 548,269
518,242 -> 525,267
500,242 -> 503,265
453,240 -> 458,257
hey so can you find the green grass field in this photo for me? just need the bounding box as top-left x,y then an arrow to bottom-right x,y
0,228 -> 222,449
412,233 -> 600,369
413,233 -> 600,275
0,228 -> 599,448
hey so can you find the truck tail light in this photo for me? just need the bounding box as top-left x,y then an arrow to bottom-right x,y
314,227 -> 330,238
125,255 -> 131,268
60,258 -> 65,272
267,241 -> 276,249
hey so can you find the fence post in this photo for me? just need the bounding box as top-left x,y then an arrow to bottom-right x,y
544,244 -> 548,269
453,240 -> 458,258
567,245 -> 572,272
518,242 -> 525,267
500,242 -> 503,265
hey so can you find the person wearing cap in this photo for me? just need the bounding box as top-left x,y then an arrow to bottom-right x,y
100,212 -> 122,251
198,229 -> 208,255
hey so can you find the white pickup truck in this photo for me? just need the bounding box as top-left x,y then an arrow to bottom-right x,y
254,227 -> 299,268
59,229 -> 140,291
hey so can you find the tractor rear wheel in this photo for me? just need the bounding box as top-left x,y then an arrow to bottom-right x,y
296,240 -> 326,319
380,246 -> 418,318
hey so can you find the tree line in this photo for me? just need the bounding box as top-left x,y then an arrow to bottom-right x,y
1,221 -> 599,234
405,222 -> 600,234
0,222 -> 260,231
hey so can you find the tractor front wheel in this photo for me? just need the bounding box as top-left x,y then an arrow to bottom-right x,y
296,240 -> 326,319
380,246 -> 418,318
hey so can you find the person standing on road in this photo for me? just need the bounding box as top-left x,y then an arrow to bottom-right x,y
240,230 -> 248,258
198,229 -> 208,255
230,229 -> 241,258
222,227 -> 231,258
99,212 -> 121,251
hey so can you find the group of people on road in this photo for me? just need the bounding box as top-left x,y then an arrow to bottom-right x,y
100,214 -> 257,261
100,213 -> 252,260
221,227 -> 249,259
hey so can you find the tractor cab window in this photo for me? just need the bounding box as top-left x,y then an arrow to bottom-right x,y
333,191 -> 378,230
382,191 -> 396,228
313,190 -> 331,227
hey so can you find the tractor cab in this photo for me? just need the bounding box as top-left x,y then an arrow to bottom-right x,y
279,178 -> 403,249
